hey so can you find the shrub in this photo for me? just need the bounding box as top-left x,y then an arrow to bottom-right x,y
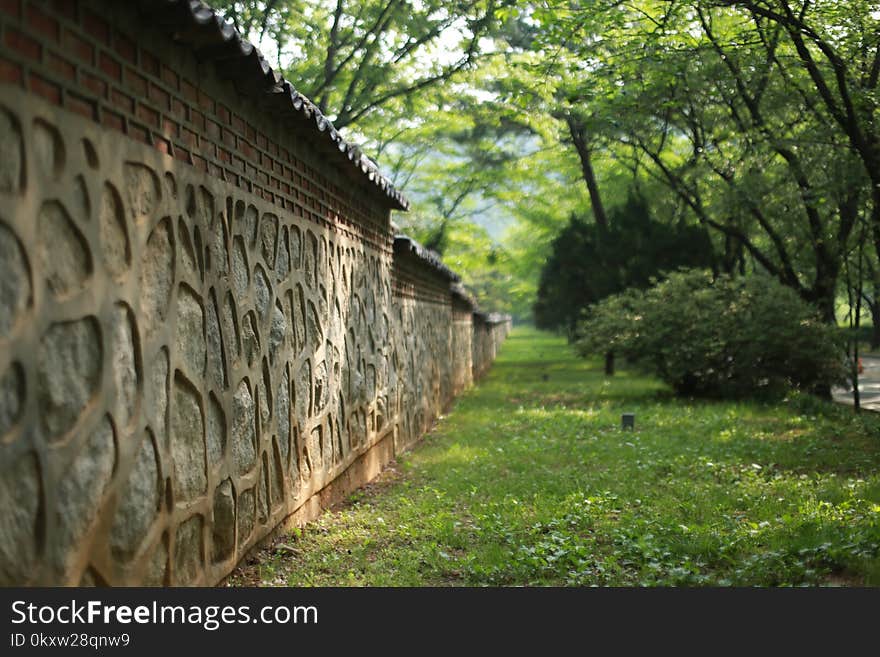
574,270 -> 847,399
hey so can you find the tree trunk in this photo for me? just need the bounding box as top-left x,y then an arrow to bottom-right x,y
719,234 -> 746,276
805,274 -> 837,400
565,114 -> 609,231
605,350 -> 615,376
806,265 -> 838,325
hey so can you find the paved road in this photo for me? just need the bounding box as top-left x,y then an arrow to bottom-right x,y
832,355 -> 880,412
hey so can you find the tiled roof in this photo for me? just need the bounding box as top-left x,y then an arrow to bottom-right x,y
138,0 -> 409,210
451,282 -> 478,310
393,235 -> 460,282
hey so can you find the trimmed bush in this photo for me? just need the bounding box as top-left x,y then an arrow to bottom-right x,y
575,270 -> 846,399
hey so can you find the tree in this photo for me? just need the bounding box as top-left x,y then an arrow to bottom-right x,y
212,0 -> 505,129
715,0 -> 880,252
507,1 -> 877,323
534,194 -> 716,334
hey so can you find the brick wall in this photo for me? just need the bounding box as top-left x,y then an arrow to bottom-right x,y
0,0 -> 392,253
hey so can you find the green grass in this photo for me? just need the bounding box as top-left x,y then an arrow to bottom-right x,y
228,327 -> 880,587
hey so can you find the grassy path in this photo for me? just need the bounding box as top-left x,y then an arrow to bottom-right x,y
228,327 -> 880,586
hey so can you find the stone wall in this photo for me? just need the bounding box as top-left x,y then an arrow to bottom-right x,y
472,314 -> 512,381
390,241 -> 458,452
451,295 -> 475,396
0,0 -> 509,586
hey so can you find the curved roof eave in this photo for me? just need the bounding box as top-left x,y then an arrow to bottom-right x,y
137,0 -> 409,211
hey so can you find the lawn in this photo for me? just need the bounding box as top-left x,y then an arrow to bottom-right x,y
227,326 -> 880,586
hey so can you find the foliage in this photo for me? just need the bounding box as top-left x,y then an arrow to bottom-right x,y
576,269 -> 846,398
211,0 -> 505,129
398,217 -> 520,316
227,329 -> 880,587
534,195 -> 715,333
518,0 -> 880,322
